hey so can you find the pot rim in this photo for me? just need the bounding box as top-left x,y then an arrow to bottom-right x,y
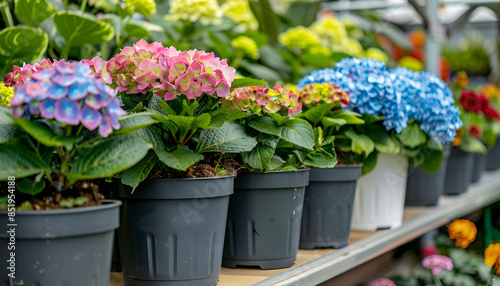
0,199 -> 121,215
125,174 -> 235,182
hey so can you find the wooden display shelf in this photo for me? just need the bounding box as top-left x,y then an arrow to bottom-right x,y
110,169 -> 500,286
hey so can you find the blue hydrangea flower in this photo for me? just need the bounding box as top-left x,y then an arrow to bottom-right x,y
11,61 -> 124,137
298,58 -> 409,133
390,67 -> 462,144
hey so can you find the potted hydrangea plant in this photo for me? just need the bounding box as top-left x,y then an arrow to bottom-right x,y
389,67 -> 462,206
84,39 -> 266,285
292,81 -> 366,249
220,84 -> 318,269
0,60 -> 151,286
298,58 -> 410,231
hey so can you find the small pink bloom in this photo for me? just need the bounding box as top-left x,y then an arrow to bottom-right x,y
370,278 -> 395,286
422,255 -> 454,275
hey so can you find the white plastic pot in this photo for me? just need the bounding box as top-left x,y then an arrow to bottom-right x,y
351,153 -> 408,231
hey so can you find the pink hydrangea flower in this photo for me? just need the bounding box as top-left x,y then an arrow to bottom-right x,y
83,39 -> 236,101
222,84 -> 302,116
5,59 -> 57,87
422,254 -> 454,275
370,278 -> 395,286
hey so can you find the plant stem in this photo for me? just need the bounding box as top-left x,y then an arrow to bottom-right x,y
0,0 -> 13,27
181,129 -> 196,145
56,146 -> 68,190
433,275 -> 443,286
230,51 -> 244,70
64,0 -> 68,10
60,44 -> 71,60
80,0 -> 88,12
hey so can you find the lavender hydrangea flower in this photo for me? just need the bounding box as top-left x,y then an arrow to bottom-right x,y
10,61 -> 124,137
390,67 -> 462,144
298,58 -> 409,133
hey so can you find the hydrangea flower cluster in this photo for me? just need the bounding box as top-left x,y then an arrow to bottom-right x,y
299,58 -> 408,133
298,83 -> 350,106
485,243 -> 500,274
4,59 -> 55,87
370,278 -> 396,286
278,26 -> 320,54
83,39 -> 236,100
222,84 -> 302,116
10,61 -> 123,137
167,0 -> 222,26
0,82 -> 14,107
221,0 -> 258,31
391,68 -> 462,144
422,255 -> 454,275
232,36 -> 259,60
448,219 -> 477,248
123,0 -> 156,18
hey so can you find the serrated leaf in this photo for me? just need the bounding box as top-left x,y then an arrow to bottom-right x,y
209,107 -> 250,128
116,112 -> 160,134
268,112 -> 287,125
196,121 -> 257,153
280,119 -> 314,150
168,114 -> 211,140
11,116 -> 82,150
345,129 -> 375,156
54,11 -> 114,46
149,94 -> 176,116
135,125 -> 164,150
230,77 -> 269,91
361,152 -> 378,175
321,117 -> 346,128
156,149 -> 203,171
397,123 -> 427,148
304,144 -> 337,168
248,116 -> 281,136
0,144 -> 49,180
122,152 -> 158,190
0,126 -> 17,144
304,103 -> 336,125
364,124 -> 400,154
0,27 -> 48,67
67,134 -> 150,184
242,145 -> 274,171
15,0 -> 54,27
418,149 -> 444,174
17,179 -> 45,196
329,110 -> 365,125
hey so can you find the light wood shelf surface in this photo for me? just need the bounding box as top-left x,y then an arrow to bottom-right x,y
110,169 -> 500,286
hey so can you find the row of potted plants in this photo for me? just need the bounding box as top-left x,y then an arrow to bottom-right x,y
1,39 -> 500,285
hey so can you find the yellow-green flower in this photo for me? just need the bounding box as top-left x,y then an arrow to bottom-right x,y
221,0 -> 258,31
365,48 -> 389,63
337,37 -> 363,58
123,0 -> 156,18
278,26 -> 320,54
168,0 -> 222,26
232,36 -> 259,60
398,56 -> 424,72
310,16 -> 348,47
0,82 -> 13,107
309,46 -> 333,57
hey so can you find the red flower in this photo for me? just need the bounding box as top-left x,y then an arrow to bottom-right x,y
484,106 -> 500,120
468,124 -> 483,138
460,90 -> 482,113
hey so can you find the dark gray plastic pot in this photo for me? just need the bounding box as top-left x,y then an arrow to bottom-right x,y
487,137 -> 500,170
299,165 -> 362,249
0,200 -> 120,286
471,152 -> 488,183
113,176 -> 233,286
405,146 -> 452,206
223,169 -> 309,270
443,147 -> 475,195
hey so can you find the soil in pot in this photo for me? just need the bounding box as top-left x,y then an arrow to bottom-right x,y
223,169 -> 309,270
299,165 -> 362,249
